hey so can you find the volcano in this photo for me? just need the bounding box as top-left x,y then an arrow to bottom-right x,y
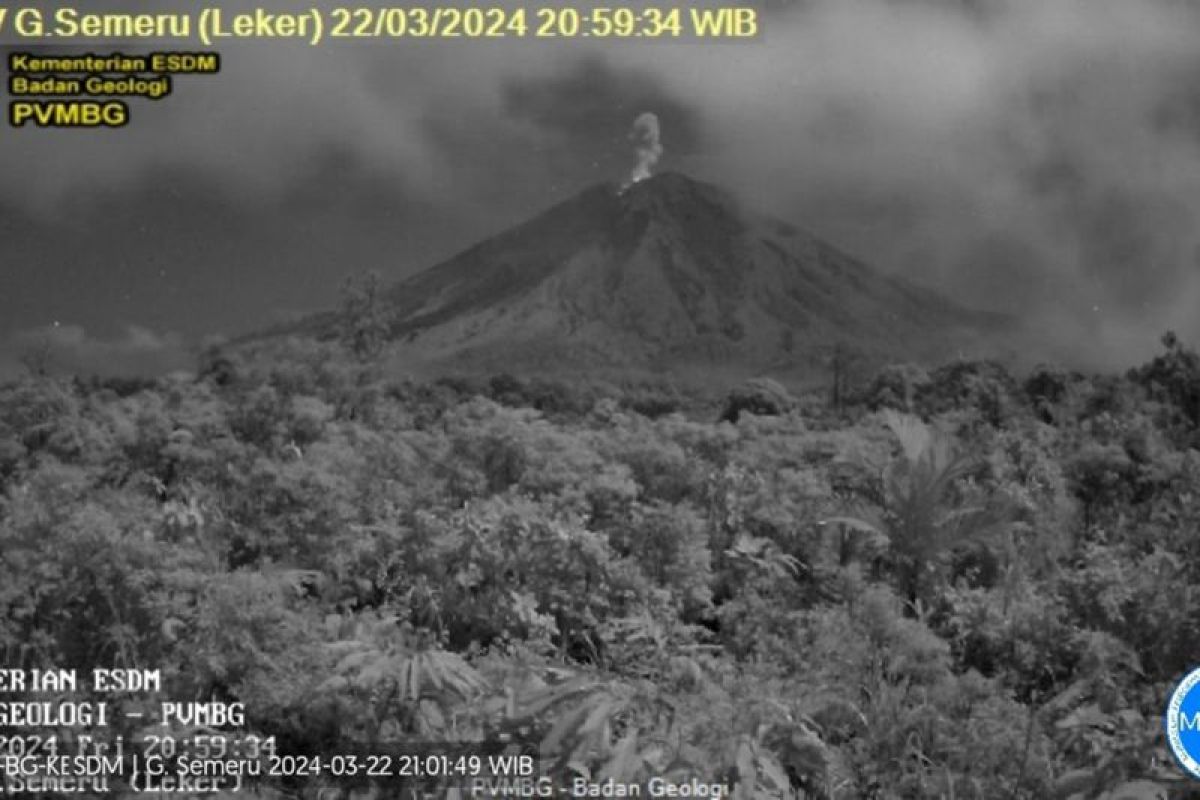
304,172 -> 1004,372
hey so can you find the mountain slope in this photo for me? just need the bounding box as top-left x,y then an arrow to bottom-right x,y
316,172 -> 1005,371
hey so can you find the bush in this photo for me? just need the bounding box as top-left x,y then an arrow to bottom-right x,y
720,377 -> 796,423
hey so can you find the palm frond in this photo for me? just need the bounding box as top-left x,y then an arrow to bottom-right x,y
882,409 -> 932,465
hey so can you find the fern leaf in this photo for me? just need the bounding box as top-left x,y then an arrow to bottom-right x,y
883,410 -> 931,464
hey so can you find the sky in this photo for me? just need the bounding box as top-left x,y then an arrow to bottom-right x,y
3,0 -> 1200,375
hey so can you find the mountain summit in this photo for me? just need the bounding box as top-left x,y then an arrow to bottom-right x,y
333,172 -> 1001,371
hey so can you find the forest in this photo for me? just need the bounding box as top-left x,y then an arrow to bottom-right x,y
1,329 -> 1199,799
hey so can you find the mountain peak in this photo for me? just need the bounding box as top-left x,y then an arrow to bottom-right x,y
617,171 -> 743,228
622,170 -> 724,198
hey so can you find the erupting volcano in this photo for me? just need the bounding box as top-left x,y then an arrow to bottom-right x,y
285,171 -> 1005,374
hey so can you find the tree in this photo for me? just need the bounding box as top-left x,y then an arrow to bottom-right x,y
1130,330 -> 1200,430
922,359 -> 1019,427
827,341 -> 865,413
865,363 -> 930,412
827,411 -> 1013,608
339,271 -> 388,361
197,343 -> 238,387
18,334 -> 54,378
719,377 -> 796,423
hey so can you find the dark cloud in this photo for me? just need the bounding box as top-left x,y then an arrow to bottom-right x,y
502,55 -> 701,159
4,0 -> 1200,369
0,160 -> 435,339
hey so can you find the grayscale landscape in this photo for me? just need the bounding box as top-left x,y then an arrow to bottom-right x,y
2,1 -> 1200,797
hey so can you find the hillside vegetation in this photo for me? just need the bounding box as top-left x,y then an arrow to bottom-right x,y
1,332 -> 1198,799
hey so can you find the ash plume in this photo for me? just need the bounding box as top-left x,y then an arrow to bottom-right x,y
624,112 -> 663,188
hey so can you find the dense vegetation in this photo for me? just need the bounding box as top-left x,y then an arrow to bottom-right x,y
2,332 -> 1199,799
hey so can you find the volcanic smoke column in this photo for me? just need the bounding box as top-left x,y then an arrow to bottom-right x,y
623,112 -> 663,189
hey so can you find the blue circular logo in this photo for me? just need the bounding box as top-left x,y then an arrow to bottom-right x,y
1166,667 -> 1200,779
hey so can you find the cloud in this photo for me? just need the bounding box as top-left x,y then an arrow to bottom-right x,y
0,324 -> 190,380
5,0 -> 1200,368
3,21 -> 607,216
615,0 -> 1200,364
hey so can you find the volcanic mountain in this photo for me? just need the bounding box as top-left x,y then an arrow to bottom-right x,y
301,172 -> 1004,373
